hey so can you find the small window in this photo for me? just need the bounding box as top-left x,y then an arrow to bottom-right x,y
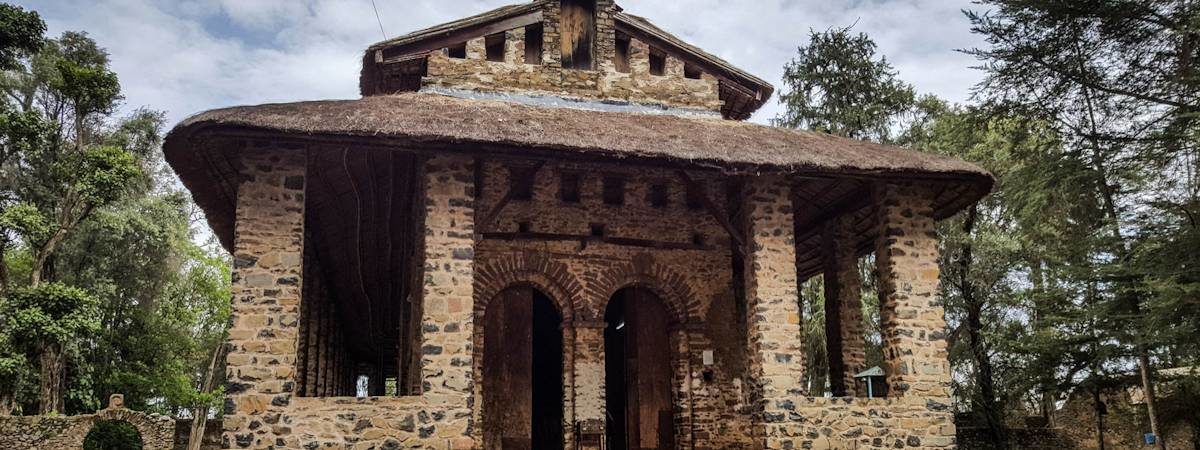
517,221 -> 532,234
447,43 -> 467,59
648,183 -> 669,208
614,33 -> 631,73
560,172 -> 581,203
684,63 -> 702,80
603,176 -> 625,205
509,166 -> 536,201
485,33 -> 506,62
692,233 -> 707,246
590,223 -> 606,237
649,49 -> 666,76
524,24 -> 544,64
686,182 -> 706,210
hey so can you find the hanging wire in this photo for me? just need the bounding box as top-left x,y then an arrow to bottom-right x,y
371,0 -> 388,40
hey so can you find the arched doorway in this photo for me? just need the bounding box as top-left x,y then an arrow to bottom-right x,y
605,287 -> 674,450
483,285 -> 564,450
83,420 -> 143,450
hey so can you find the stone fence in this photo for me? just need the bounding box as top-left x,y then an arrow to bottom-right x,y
0,394 -> 176,450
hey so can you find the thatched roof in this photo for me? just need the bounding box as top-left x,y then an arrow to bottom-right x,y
164,93 -> 992,250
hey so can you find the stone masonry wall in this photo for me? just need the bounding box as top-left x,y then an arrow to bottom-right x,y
221,144 -> 479,449
472,159 -> 753,450
823,216 -> 868,397
422,2 -> 721,113
0,395 -> 175,450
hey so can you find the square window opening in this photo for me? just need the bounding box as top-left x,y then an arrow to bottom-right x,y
614,33 -> 631,73
648,183 -> 669,208
590,223 -> 606,237
524,24 -> 544,64
485,33 -> 506,62
686,182 -> 706,211
649,49 -> 666,76
509,166 -> 536,201
684,63 -> 703,80
560,172 -> 581,203
447,43 -> 467,59
603,176 -> 625,205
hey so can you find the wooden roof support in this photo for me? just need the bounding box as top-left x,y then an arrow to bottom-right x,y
480,160 -> 545,233
676,170 -> 745,253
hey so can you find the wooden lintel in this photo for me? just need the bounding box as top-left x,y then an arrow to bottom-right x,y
481,231 -> 712,252
479,161 -> 544,232
675,170 -> 746,252
380,11 -> 543,62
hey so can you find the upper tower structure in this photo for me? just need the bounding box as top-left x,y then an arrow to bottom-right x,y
359,0 -> 774,120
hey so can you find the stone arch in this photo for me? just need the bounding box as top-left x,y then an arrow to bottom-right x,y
53,396 -> 175,450
586,253 -> 699,325
474,251 -> 585,324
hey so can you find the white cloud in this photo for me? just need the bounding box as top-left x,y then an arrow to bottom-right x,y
17,0 -> 987,126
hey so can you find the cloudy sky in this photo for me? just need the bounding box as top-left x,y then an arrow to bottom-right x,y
18,0 -> 989,126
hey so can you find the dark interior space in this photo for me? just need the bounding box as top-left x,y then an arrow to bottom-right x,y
297,148 -> 424,397
532,291 -> 564,450
606,287 -> 674,450
483,286 -> 564,450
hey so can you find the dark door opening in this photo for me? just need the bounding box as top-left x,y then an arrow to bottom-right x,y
483,286 -> 564,450
605,287 -> 674,450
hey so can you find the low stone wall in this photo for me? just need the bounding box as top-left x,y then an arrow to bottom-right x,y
0,396 -> 175,450
766,397 -> 957,450
172,418 -> 222,450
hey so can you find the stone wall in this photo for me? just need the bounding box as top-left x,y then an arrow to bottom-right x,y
221,146 -> 478,449
420,2 -> 722,113
0,396 -> 175,450
472,159 -> 753,450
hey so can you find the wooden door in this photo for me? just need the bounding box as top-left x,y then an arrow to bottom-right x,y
484,287 -> 534,450
622,288 -> 674,450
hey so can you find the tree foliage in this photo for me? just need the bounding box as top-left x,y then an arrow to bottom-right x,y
774,26 -> 916,141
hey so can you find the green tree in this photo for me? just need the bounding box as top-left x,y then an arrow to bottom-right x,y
0,4 -> 44,72
968,1 -> 1200,446
774,26 -> 916,142
0,283 -> 100,414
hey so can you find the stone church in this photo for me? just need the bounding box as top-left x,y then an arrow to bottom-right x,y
163,1 -> 992,449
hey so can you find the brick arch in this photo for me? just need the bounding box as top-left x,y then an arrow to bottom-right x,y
474,252 -> 585,323
586,253 -> 699,325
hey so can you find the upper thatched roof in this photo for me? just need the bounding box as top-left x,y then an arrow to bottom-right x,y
164,92 -> 991,249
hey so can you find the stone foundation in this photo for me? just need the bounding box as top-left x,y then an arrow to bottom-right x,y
0,396 -> 175,450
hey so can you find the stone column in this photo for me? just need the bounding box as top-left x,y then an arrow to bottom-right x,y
822,216 -> 867,397
417,155 -> 476,420
874,182 -> 950,399
573,322 -> 606,450
741,176 -> 804,449
223,145 -> 306,449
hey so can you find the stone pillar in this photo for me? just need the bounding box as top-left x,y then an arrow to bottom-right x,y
417,155 -> 476,416
573,322 -> 606,450
741,176 -> 804,449
822,216 -> 867,397
223,145 -> 306,449
874,182 -> 950,399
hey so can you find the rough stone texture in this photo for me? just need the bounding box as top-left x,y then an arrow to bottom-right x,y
471,160 -> 754,450
874,182 -> 951,399
823,216 -> 867,397
0,396 -> 175,450
170,143 -> 960,450
741,176 -> 806,449
956,426 -> 1079,450
422,1 -> 722,113
173,418 -> 223,450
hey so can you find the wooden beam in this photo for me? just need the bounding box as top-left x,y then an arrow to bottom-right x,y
380,11 -> 543,62
676,170 -> 746,252
479,161 -> 544,233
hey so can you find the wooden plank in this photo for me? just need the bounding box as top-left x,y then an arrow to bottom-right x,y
560,0 -> 596,70
483,287 -> 534,449
627,288 -> 673,450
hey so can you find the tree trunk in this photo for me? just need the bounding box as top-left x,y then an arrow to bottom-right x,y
38,343 -> 65,414
187,344 -> 225,450
0,391 -> 13,416
1138,351 -> 1167,450
1094,387 -> 1106,450
960,206 -> 1005,443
